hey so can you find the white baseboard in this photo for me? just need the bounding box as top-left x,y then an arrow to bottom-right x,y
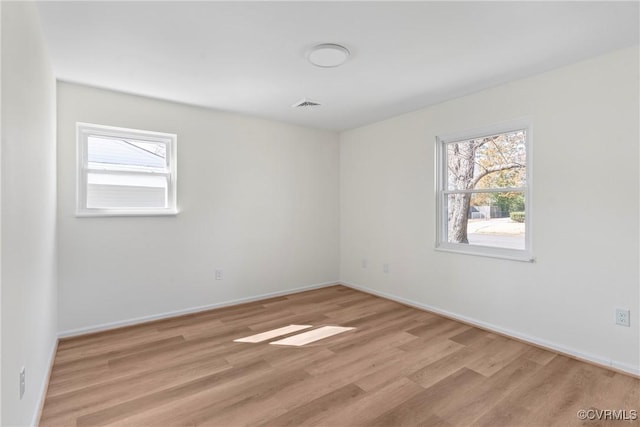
340,280 -> 640,377
31,338 -> 58,427
58,281 -> 338,338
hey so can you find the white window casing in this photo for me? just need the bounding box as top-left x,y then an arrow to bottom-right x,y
76,122 -> 178,217
435,117 -> 533,262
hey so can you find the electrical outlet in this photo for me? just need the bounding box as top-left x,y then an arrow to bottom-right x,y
361,259 -> 367,268
616,308 -> 630,327
215,269 -> 223,280
383,263 -> 389,274
19,367 -> 25,399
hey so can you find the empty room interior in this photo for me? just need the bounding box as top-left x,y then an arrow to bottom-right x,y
2,1 -> 640,426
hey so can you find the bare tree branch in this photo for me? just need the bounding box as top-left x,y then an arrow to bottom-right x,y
490,139 -> 511,165
470,163 -> 524,188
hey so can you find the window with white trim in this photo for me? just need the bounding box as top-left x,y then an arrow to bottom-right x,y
77,123 -> 177,216
436,119 -> 532,261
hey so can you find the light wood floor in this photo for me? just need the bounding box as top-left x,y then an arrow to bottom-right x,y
40,286 -> 639,427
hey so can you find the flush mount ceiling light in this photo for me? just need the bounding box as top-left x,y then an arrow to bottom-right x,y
307,43 -> 350,68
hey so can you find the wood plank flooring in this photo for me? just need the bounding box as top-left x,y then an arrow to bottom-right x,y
40,286 -> 639,426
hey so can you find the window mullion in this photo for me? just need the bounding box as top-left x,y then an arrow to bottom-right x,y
85,168 -> 170,177
443,187 -> 526,195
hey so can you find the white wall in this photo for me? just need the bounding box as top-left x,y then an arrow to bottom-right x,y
1,2 -> 58,426
57,83 -> 339,333
340,47 -> 640,374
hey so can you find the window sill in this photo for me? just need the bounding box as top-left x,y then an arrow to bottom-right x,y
435,244 -> 534,263
75,209 -> 179,218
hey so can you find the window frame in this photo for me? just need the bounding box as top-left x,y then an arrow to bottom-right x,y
76,122 -> 178,217
435,118 -> 533,262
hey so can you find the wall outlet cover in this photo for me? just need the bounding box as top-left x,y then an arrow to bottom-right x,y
616,308 -> 630,327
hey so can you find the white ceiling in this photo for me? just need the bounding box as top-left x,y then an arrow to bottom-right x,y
36,1 -> 639,131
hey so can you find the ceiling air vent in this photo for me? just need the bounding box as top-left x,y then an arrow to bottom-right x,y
292,98 -> 321,108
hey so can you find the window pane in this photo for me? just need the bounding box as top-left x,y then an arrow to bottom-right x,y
87,173 -> 167,208
447,130 -> 526,191
88,136 -> 166,172
447,192 -> 525,250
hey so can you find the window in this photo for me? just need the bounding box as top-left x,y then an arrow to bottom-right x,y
77,123 -> 177,216
436,119 -> 532,261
